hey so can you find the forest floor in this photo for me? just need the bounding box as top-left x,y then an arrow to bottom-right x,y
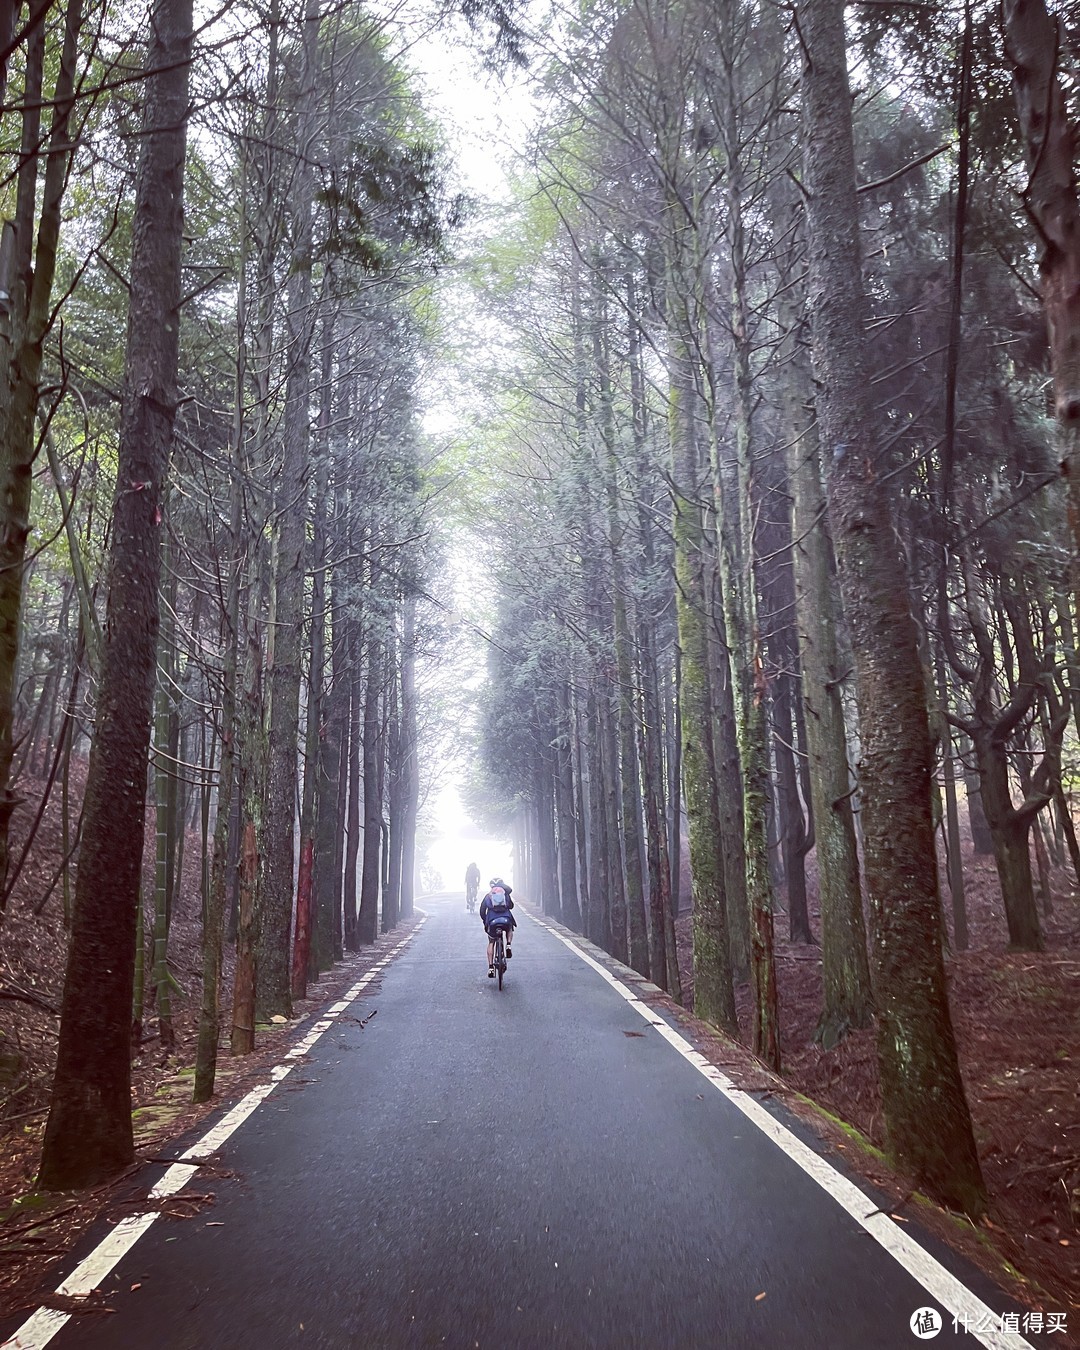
2,762 -> 1078,1322
675,833 -> 1080,1315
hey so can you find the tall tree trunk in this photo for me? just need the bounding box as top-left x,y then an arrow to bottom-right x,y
342,664 -> 362,950
625,263 -> 674,989
706,575 -> 750,979
382,650 -> 403,934
667,648 -> 682,921
232,0 -> 279,1044
292,751 -> 316,990
950,584 -> 1059,950
936,658 -> 969,951
692,515 -> 750,979
599,691 -> 625,958
971,728 -> 1043,950
0,0 -> 84,885
258,0 -> 322,1020
711,81 -> 779,1064
193,462 -> 242,1101
313,616 -> 345,969
585,690 -> 610,950
536,757 -> 561,918
231,594 -> 265,1056
554,710 -> 580,931
772,664 -> 813,944
358,636 -> 382,944
638,640 -> 674,991
153,664 -> 175,1054
571,682 -> 592,933
38,0 -> 193,1187
801,0 -> 984,1213
776,291 -> 871,1038
131,892 -> 145,1049
592,271 -> 647,970
399,594 -> 418,920
669,320 -> 737,1033
294,333 -> 333,994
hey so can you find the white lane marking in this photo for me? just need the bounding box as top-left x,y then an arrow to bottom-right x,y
2,917 -> 428,1350
524,912 -> 1033,1350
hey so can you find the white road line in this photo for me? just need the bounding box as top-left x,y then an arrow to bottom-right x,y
1,917 -> 427,1350
525,911 -> 1034,1350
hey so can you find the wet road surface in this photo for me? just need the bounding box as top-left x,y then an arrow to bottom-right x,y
1,897 -> 1042,1349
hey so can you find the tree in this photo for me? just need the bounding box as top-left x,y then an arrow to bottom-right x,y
257,0 -> 322,1020
1001,0 -> 1080,626
39,0 -> 194,1188
799,0 -> 984,1214
0,0 -> 93,886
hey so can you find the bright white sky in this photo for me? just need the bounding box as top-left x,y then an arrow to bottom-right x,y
421,813 -> 516,896
409,29 -> 539,439
408,27 -> 538,205
401,27 -> 537,890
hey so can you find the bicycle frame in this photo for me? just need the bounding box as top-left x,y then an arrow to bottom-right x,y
492,929 -> 507,989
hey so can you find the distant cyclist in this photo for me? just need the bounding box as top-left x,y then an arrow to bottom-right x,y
480,877 -> 515,977
465,861 -> 480,911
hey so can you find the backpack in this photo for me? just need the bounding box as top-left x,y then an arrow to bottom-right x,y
489,886 -> 508,910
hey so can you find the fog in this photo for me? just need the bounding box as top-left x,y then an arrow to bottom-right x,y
416,784 -> 514,896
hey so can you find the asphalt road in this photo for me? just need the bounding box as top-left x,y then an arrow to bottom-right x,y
2,897 -> 1044,1349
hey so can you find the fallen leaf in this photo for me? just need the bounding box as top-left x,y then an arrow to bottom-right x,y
755,1293 -> 766,1302
130,1284 -> 141,1292
206,1222 -> 225,1227
1059,1240 -> 1070,1247
271,1014 -> 288,1024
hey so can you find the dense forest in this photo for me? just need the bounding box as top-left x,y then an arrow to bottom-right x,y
464,0 -> 1080,1226
0,0 -> 1077,1303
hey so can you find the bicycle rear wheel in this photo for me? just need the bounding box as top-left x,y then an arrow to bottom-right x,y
496,934 -> 505,989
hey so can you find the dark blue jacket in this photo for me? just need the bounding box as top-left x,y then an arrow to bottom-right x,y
480,886 -> 515,926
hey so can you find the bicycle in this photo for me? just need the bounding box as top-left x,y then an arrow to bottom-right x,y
491,928 -> 507,990
466,885 -> 477,913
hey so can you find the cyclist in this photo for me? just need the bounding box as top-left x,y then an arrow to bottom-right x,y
465,861 -> 480,911
479,877 -> 515,977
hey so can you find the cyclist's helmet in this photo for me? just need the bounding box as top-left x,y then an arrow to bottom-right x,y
489,878 -> 499,888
